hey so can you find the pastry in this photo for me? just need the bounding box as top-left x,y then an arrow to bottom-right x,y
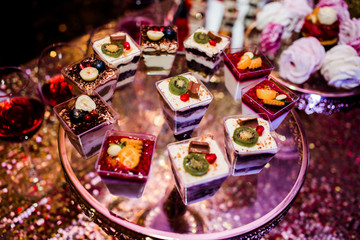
320,45 -> 360,89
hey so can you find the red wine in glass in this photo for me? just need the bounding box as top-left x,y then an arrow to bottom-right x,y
0,97 -> 45,142
40,74 -> 73,107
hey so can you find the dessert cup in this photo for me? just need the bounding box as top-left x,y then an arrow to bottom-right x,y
241,77 -> 299,130
155,72 -> 213,139
183,27 -> 230,82
223,113 -> 280,176
91,31 -> 142,88
224,46 -> 274,101
167,135 -> 230,205
62,56 -> 118,101
95,130 -> 157,198
140,25 -> 179,75
53,93 -> 118,159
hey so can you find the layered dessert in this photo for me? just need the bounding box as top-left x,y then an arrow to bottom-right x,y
241,79 -> 298,130
279,37 -> 325,84
62,56 -> 117,101
183,28 -> 230,82
53,94 -> 118,158
301,6 -> 340,46
95,130 -> 156,198
140,25 -> 178,75
92,31 -> 142,88
224,114 -> 279,176
320,45 -> 360,89
167,135 -> 230,205
224,47 -> 274,101
155,72 -> 213,139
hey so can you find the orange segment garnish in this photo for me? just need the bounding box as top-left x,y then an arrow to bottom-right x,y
249,57 -> 262,70
256,88 -> 277,100
236,55 -> 251,70
118,146 -> 141,169
263,99 -> 285,106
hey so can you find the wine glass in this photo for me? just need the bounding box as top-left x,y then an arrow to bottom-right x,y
37,42 -> 85,107
0,66 -> 48,198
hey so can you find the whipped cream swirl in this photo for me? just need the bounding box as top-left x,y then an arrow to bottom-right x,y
339,18 -> 360,44
279,37 -> 325,84
320,45 -> 360,89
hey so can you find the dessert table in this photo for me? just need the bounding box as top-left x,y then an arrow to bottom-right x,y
1,1 -> 360,239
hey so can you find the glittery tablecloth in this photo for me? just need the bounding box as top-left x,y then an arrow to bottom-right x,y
1,13 -> 360,240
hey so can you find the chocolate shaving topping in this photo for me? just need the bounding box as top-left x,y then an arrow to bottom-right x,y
110,33 -> 126,44
236,118 -> 259,128
188,81 -> 200,93
189,141 -> 210,154
208,31 -> 222,43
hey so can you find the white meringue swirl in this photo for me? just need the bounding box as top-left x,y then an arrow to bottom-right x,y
279,37 -> 325,84
320,45 -> 360,89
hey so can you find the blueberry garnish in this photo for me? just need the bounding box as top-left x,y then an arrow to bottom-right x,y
92,59 -> 106,72
70,108 -> 86,123
163,28 -> 176,40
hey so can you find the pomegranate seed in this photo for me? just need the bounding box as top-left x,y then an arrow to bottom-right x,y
256,125 -> 265,136
160,27 -> 165,32
209,39 -> 216,46
79,63 -> 85,69
153,27 -> 159,31
123,42 -> 131,50
90,110 -> 98,117
205,153 -> 217,164
180,93 -> 190,102
84,114 -> 92,121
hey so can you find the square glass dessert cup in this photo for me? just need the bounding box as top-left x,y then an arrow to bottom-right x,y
140,25 -> 179,76
91,31 -> 142,88
155,72 -> 214,139
94,130 -> 157,198
241,77 -> 299,130
53,93 -> 119,159
223,113 -> 280,176
166,135 -> 230,205
223,46 -> 274,101
61,56 -> 118,101
183,27 -> 231,82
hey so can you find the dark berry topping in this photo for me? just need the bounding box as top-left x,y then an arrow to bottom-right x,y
92,59 -> 106,72
70,108 -> 85,124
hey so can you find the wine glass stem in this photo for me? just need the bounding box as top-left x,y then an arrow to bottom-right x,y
23,140 -> 40,186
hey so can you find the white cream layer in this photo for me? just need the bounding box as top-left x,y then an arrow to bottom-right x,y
143,54 -> 176,70
225,117 -> 278,153
167,136 -> 230,187
183,28 -> 230,58
156,73 -> 213,111
92,33 -> 141,69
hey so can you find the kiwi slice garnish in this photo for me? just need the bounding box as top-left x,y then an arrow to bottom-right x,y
183,153 -> 209,176
101,43 -> 123,58
169,75 -> 190,96
233,126 -> 259,147
193,32 -> 210,44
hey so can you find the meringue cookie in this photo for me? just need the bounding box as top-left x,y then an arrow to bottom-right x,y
260,23 -> 284,57
347,36 -> 360,55
279,37 -> 325,84
339,18 -> 360,44
320,45 -> 360,89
